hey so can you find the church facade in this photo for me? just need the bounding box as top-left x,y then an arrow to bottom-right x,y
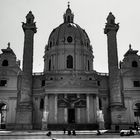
0,4 -> 140,130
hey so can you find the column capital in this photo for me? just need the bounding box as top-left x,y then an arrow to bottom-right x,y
22,22 -> 37,33
104,12 -> 119,34
104,23 -> 119,34
22,11 -> 37,33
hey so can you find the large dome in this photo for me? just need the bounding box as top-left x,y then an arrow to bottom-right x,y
44,4 -> 94,72
46,5 -> 91,51
48,22 -> 90,47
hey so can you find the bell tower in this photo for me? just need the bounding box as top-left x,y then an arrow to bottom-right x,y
16,11 -> 37,129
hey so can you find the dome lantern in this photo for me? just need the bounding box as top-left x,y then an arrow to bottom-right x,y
63,2 -> 74,23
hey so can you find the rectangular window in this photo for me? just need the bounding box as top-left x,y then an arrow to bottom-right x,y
133,81 -> 140,87
40,98 -> 44,110
134,112 -> 140,116
0,80 -> 7,87
41,80 -> 45,87
97,81 -> 100,86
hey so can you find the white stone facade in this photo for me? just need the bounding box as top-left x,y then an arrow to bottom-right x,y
0,5 -> 140,130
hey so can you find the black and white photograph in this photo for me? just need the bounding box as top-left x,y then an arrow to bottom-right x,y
0,0 -> 140,139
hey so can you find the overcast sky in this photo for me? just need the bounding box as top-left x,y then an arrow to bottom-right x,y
0,0 -> 140,73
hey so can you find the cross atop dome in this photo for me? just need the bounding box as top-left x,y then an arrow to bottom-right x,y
7,42 -> 10,49
68,1 -> 70,8
129,44 -> 132,50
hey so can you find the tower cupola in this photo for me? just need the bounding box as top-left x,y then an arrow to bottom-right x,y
104,12 -> 119,34
63,2 -> 74,23
26,11 -> 34,24
121,44 -> 140,69
107,12 -> 115,24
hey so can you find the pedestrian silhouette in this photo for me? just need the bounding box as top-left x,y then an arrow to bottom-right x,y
72,129 -> 76,136
46,131 -> 52,136
134,122 -> 139,134
96,129 -> 101,135
68,130 -> 71,135
63,128 -> 66,134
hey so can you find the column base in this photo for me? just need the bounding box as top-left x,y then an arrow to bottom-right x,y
16,107 -> 33,130
42,122 -> 48,130
111,107 -> 127,128
47,123 -> 98,130
15,124 -> 33,130
111,123 -> 134,130
98,122 -> 105,130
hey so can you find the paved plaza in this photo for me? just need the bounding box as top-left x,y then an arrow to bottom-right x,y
0,130 -> 140,139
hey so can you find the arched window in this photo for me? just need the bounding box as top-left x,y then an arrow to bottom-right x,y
68,16 -> 70,22
133,81 -> 140,87
41,80 -> 45,87
50,77 -> 53,80
0,80 -> 7,87
99,98 -> 102,110
49,59 -> 51,71
67,55 -> 73,68
132,61 -> 138,67
88,60 -> 90,71
87,42 -> 89,47
64,17 -> 66,22
89,77 -> 92,80
97,81 -> 100,86
134,103 -> 140,118
40,98 -> 44,110
2,60 -> 8,66
50,41 -> 52,48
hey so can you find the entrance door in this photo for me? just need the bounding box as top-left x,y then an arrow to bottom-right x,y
68,108 -> 75,123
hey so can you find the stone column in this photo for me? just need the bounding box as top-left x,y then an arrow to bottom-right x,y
54,94 -> 57,122
42,95 -> 49,130
104,12 -> 123,108
16,11 -> 37,130
86,94 -> 90,123
96,95 -> 99,124
104,12 -> 124,128
77,94 -> 80,123
64,108 -> 67,123
54,54 -> 56,70
64,94 -> 67,123
77,108 -> 80,123
96,96 -> 99,111
96,96 -> 105,129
